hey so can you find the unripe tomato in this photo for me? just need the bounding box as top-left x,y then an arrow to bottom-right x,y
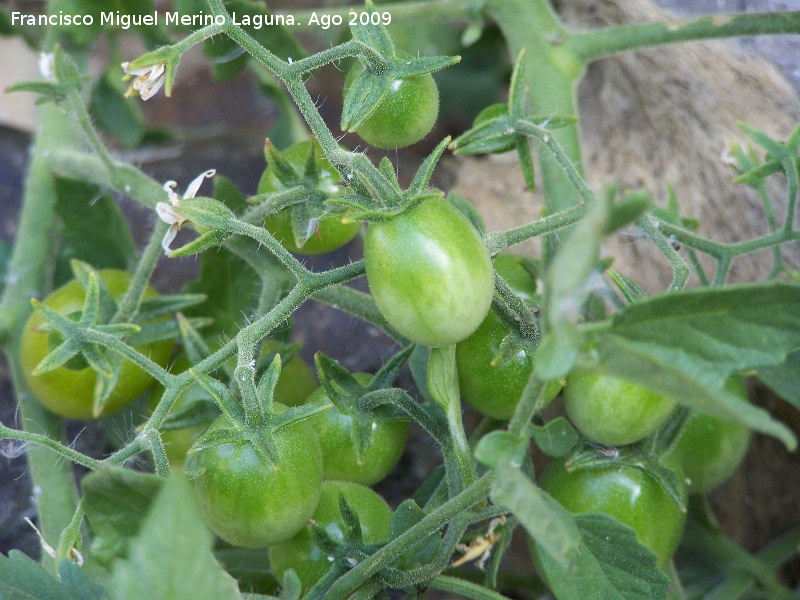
662,378 -> 752,494
364,198 -> 494,347
306,373 -> 408,486
564,370 -> 675,446
345,64 -> 439,149
260,140 -> 361,255
185,406 -> 323,548
268,480 -> 393,591
539,458 -> 686,568
20,269 -> 173,420
456,254 -> 560,419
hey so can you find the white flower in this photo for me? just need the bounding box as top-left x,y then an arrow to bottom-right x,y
39,53 -> 55,82
122,61 -> 167,101
156,169 -> 216,253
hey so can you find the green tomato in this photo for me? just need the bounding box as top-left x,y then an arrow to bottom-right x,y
564,370 -> 676,446
345,64 -> 439,149
185,407 -> 323,548
20,269 -> 173,420
456,254 -> 560,420
662,378 -> 752,494
306,373 -> 408,486
539,458 -> 686,568
364,198 -> 494,347
260,140 -> 361,255
268,480 -> 392,591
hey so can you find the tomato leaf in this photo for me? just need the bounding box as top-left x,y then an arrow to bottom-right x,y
53,177 -> 135,285
530,417 -> 579,458
0,551 -> 108,599
535,513 -> 670,600
81,466 -> 164,567
111,472 -> 241,600
758,349 -> 800,409
585,283 -> 800,449
491,464 -> 580,570
389,499 -> 440,566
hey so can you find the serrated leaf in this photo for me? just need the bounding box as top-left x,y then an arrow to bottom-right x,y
530,417 -> 579,458
491,464 -> 580,569
586,279 -> 799,450
111,472 -> 242,600
0,550 -> 100,600
758,349 -> 800,409
474,431 -> 528,469
535,513 -> 670,600
58,560 -> 108,600
53,178 -> 135,282
81,466 -> 164,567
389,499 -> 439,566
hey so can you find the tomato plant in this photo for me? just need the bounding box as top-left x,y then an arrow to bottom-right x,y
662,378 -> 752,494
259,140 -> 361,255
268,480 -> 393,591
345,64 -> 439,149
456,254 -> 560,419
305,373 -> 408,485
563,370 -> 676,446
538,457 -> 687,568
364,198 -> 494,347
19,269 -> 173,420
184,407 -> 323,548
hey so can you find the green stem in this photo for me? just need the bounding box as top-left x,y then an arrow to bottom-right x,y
570,11 -> 800,63
0,422 -> 103,471
0,101 -> 85,571
637,215 -> 690,291
485,0 -> 584,215
324,473 -> 494,600
113,221 -> 170,323
483,204 -> 587,255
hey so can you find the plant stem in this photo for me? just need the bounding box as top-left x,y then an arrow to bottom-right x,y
429,575 -> 515,600
485,0 -> 585,214
324,473 -> 494,600
570,11 -> 800,63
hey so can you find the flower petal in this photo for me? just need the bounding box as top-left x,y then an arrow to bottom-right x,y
184,169 -> 217,199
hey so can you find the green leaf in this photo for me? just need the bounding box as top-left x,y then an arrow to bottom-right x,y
53,177 -> 135,283
183,179 -> 265,340
427,345 -> 460,411
81,466 -> 164,567
474,431 -> 528,469
111,472 -> 242,600
58,561 -> 109,600
758,349 -> 800,409
533,329 -> 581,380
530,417 -> 579,458
0,551 -> 97,599
535,513 -> 670,600
389,499 -> 440,566
90,68 -> 145,147
491,464 -> 580,569
585,284 -> 800,449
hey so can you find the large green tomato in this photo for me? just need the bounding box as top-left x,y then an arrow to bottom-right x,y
539,458 -> 686,568
306,373 -> 408,486
20,269 -> 173,420
185,407 -> 323,548
364,198 -> 494,347
260,140 -> 361,255
564,370 -> 676,446
662,378 -> 752,494
268,480 -> 392,591
345,64 -> 439,149
456,254 -> 560,419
